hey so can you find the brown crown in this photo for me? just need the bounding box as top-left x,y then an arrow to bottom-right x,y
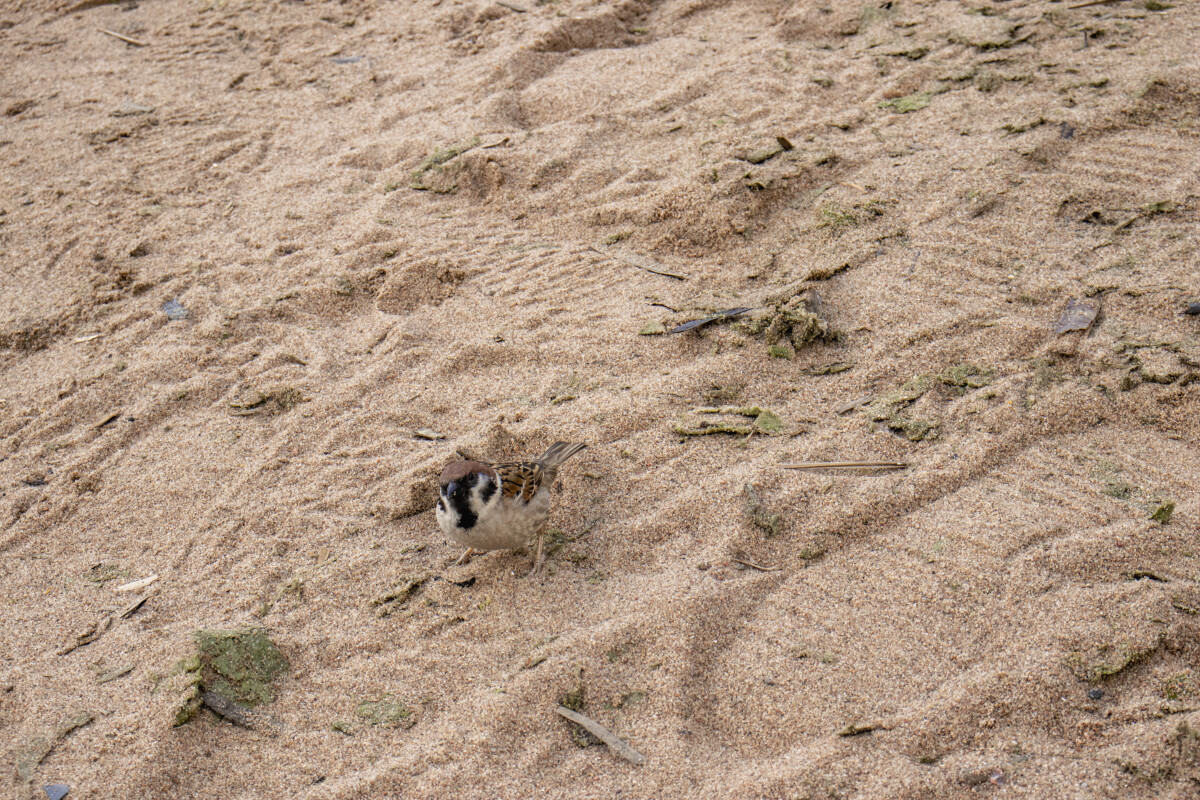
439,460 -> 497,487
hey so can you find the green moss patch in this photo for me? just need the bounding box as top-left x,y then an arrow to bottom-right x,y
356,694 -> 416,729
675,406 -> 785,436
878,92 -> 930,113
189,628 -> 288,713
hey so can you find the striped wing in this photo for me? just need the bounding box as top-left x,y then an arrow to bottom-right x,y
492,461 -> 547,504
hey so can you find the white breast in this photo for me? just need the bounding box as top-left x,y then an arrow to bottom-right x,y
438,487 -> 552,551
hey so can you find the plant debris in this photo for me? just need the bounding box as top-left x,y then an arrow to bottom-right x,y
115,574 -> 158,593
589,247 -> 687,280
175,628 -> 289,726
414,429 -> 445,440
675,406 -> 784,436
356,694 -> 416,728
734,291 -> 833,351
782,461 -> 908,471
371,575 -> 429,618
938,364 -> 993,390
1151,501 -> 1175,524
1055,298 -> 1100,335
837,721 -> 881,737
835,394 -> 874,414
638,322 -> 666,336
410,136 -> 479,191
667,307 -> 755,334
201,690 -> 272,729
96,663 -> 135,684
1066,636 -> 1163,683
59,615 -> 113,655
555,706 -> 646,765
745,142 -> 784,164
743,484 -> 782,537
730,551 -> 783,572
878,92 -> 929,113
16,711 -> 94,781
228,387 -> 306,415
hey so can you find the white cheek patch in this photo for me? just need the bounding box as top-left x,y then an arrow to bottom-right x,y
467,478 -> 498,515
436,494 -> 458,527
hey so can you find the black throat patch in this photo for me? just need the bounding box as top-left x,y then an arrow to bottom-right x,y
448,489 -> 477,530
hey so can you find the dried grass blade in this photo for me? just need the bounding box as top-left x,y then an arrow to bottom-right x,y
555,706 -> 646,765
782,461 -> 909,471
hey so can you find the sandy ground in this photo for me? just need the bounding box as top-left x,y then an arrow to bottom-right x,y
2,0 -> 1200,797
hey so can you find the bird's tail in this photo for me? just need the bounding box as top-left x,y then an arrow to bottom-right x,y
538,441 -> 587,468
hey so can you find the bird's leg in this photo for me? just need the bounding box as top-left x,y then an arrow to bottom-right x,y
454,548 -> 479,566
528,529 -> 546,577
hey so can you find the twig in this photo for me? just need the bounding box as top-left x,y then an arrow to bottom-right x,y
65,0 -> 121,13
115,574 -> 158,592
58,615 -> 113,655
496,0 -> 527,11
834,394 -> 874,414
731,556 -> 783,572
589,246 -> 687,280
1092,213 -> 1141,250
118,593 -> 152,619
555,706 -> 646,765
202,692 -> 254,727
97,28 -> 147,47
782,461 -> 909,471
1068,0 -> 1124,8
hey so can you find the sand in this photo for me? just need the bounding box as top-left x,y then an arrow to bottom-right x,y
2,0 -> 1199,797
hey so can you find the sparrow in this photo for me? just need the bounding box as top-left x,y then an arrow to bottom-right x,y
436,441 -> 587,574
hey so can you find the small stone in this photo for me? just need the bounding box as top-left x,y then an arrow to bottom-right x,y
1088,688 -> 1103,700
162,300 -> 188,321
696,562 -> 710,571
745,143 -> 784,164
111,100 -> 154,117
44,785 -> 70,800
1184,302 -> 1200,316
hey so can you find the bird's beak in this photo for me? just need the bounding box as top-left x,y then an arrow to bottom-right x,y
445,481 -> 459,498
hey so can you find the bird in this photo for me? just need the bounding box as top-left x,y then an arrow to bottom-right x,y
435,441 -> 587,574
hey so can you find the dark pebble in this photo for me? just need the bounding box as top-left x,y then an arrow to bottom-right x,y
1184,302 -> 1200,316
44,785 -> 70,800
1088,688 -> 1103,701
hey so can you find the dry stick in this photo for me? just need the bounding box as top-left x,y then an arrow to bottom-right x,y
731,556 -> 783,572
65,0 -> 121,12
97,28 -> 147,47
1068,0 -> 1125,8
555,706 -> 646,765
1092,213 -> 1141,250
588,246 -> 687,280
782,461 -> 909,471
835,394 -> 874,414
118,593 -> 152,619
496,0 -> 527,11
